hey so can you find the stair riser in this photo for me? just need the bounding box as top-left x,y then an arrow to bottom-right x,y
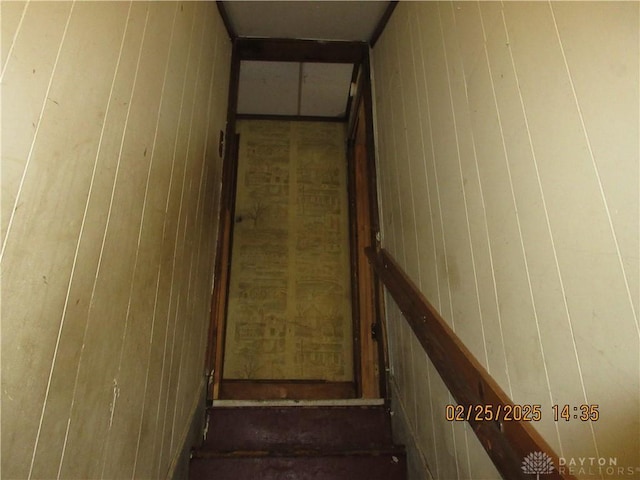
190,455 -> 407,480
204,406 -> 393,451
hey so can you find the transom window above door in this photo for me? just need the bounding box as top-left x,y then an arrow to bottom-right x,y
237,61 -> 355,118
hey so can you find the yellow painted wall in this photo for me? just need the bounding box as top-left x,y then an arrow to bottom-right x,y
372,2 -> 639,479
1,2 -> 230,478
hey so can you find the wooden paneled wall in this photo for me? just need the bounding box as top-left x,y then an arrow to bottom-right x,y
371,3 -> 639,479
1,2 -> 230,478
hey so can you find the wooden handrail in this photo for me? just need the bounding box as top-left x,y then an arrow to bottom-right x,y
366,247 -> 577,480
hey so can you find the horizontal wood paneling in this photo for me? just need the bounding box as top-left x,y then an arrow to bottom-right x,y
0,2 -> 231,479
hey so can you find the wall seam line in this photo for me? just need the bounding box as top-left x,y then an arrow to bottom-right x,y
20,2 -> 94,478
131,3 -> 180,477
57,2 -> 143,476
191,3 -> 221,383
169,2 -> 209,457
439,2 -> 489,372
0,1 -> 74,263
409,11 -> 442,312
155,4 -> 199,475
98,5 -> 151,477
0,0 -> 29,81
395,12 -> 423,291
501,3 -> 598,459
549,2 -> 639,336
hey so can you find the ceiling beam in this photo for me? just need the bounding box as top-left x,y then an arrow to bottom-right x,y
235,38 -> 368,64
369,1 -> 398,48
216,1 -> 237,41
236,113 -> 346,123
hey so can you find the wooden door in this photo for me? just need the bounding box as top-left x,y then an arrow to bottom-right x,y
219,120 -> 356,399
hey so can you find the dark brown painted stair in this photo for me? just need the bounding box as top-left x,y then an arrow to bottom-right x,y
189,404 -> 407,479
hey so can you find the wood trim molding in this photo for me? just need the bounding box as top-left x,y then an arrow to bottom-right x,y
369,1 -> 398,48
345,52 -> 388,401
216,1 -> 237,41
347,67 -> 363,141
360,51 -> 381,240
236,113 -> 346,123
366,247 -> 578,480
207,48 -> 242,401
208,39 -> 385,402
346,70 -> 388,399
361,51 -> 388,400
343,63 -> 360,125
235,38 -> 368,63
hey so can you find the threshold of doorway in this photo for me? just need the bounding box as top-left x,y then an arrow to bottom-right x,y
212,398 -> 385,408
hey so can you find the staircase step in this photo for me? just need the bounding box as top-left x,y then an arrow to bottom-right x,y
191,404 -> 406,479
189,450 -> 407,480
203,405 -> 393,451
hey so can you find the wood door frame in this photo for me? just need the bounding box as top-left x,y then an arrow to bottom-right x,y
346,54 -> 388,400
205,38 -> 386,401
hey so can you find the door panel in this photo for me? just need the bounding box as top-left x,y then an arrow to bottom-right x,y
222,120 -> 354,384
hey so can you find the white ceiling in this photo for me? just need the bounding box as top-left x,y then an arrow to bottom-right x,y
222,1 -> 391,42
299,63 -> 355,116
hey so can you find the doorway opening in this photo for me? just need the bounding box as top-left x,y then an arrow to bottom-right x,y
206,39 -> 384,401
223,119 -> 354,395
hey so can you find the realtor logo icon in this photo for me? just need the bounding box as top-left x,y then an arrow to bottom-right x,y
522,451 -> 555,479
